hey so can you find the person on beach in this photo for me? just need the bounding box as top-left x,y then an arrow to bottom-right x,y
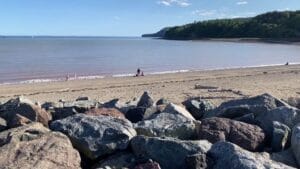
136,68 -> 141,77
66,74 -> 70,81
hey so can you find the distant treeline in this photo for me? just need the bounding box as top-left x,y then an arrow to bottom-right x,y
144,11 -> 300,40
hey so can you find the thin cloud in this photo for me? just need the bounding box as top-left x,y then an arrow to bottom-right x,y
192,10 -> 217,16
192,9 -> 256,19
157,0 -> 191,7
236,1 -> 248,5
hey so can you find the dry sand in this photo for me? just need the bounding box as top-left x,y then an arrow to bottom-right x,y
0,64 -> 300,106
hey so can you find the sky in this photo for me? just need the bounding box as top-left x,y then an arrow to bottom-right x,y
0,0 -> 299,36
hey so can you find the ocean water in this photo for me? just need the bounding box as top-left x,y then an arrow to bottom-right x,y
0,37 -> 299,84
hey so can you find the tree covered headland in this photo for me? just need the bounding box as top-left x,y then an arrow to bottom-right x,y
149,11 -> 300,40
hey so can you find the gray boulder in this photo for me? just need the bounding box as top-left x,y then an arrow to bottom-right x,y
156,98 -> 170,106
215,105 -> 253,119
126,106 -> 159,123
41,101 -> 64,111
102,98 -> 121,108
0,117 -> 7,132
198,117 -> 265,151
102,98 -> 136,114
204,93 -> 289,119
234,113 -> 257,125
208,141 -> 296,169
92,152 -> 136,169
287,97 -> 300,109
0,96 -> 52,128
134,112 -> 198,140
126,107 -> 147,123
292,123 -> 300,166
50,114 -> 136,159
134,160 -> 162,169
63,99 -> 100,113
51,99 -> 100,121
0,123 -> 81,169
182,98 -> 215,120
164,103 -> 195,120
271,149 -> 299,168
255,106 -> 300,139
272,121 -> 291,152
137,91 -> 154,108
185,153 -> 213,169
131,136 -> 212,169
76,96 -> 89,101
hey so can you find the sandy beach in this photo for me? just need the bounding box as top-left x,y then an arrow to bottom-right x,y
0,64 -> 299,106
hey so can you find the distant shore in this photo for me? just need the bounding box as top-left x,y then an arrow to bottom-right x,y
153,37 -> 300,45
197,38 -> 300,45
144,36 -> 300,45
0,64 -> 299,106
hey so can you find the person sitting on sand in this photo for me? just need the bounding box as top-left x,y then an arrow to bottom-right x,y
136,68 -> 141,77
66,74 -> 70,81
285,62 -> 289,66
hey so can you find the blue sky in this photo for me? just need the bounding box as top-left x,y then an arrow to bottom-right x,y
0,0 -> 299,36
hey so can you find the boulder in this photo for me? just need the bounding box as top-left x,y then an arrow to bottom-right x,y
271,149 -> 299,168
208,141 -> 296,169
92,152 -> 136,169
126,107 -> 159,123
255,106 -> 300,139
198,117 -> 265,151
51,99 -> 100,121
204,93 -> 289,118
272,121 -> 291,152
164,103 -> 195,120
84,108 -> 125,119
216,105 -> 253,119
0,117 -> 7,132
137,91 -> 154,108
287,97 -> 300,109
10,113 -> 32,128
126,107 -> 147,123
52,106 -> 78,121
42,101 -> 64,111
76,96 -> 89,101
131,136 -> 212,169
292,123 -> 300,166
134,160 -> 161,169
50,114 -> 136,159
182,98 -> 214,120
62,100 -> 100,113
0,123 -> 81,169
185,153 -> 213,169
102,99 -> 136,114
134,112 -> 198,140
0,96 -> 52,128
233,113 -> 257,125
102,98 -> 121,108
156,98 -> 170,106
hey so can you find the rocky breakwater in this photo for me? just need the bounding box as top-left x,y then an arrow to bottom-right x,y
0,92 -> 299,169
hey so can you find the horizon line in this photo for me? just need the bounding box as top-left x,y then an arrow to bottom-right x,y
0,35 -> 142,38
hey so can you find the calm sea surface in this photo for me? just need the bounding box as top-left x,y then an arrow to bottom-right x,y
0,37 -> 299,84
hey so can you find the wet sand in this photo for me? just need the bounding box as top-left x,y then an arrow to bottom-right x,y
0,64 -> 299,106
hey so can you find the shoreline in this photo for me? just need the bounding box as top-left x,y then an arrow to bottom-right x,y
204,38 -> 300,45
0,64 -> 300,106
158,37 -> 300,45
1,63 -> 299,86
